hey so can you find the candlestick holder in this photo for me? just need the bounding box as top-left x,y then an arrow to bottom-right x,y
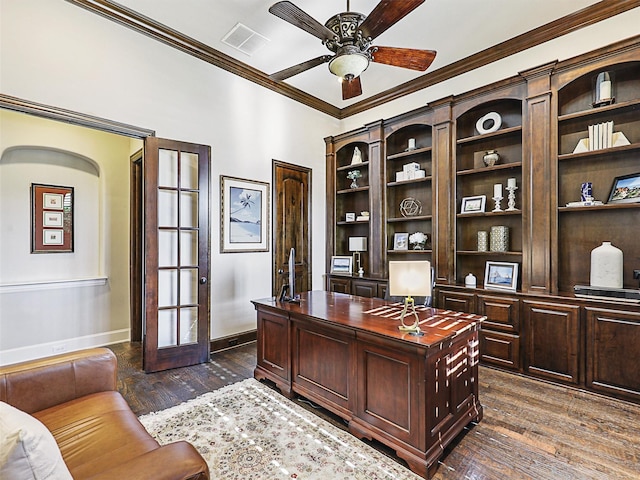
506,186 -> 518,211
492,196 -> 503,212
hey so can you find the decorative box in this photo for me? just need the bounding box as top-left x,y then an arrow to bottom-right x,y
395,171 -> 407,182
403,162 -> 420,173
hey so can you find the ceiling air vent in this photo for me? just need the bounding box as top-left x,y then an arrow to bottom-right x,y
222,23 -> 270,56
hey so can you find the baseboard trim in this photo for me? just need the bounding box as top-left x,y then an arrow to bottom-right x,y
210,330 -> 257,353
0,329 -> 130,366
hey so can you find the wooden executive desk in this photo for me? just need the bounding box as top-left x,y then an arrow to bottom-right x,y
252,291 -> 485,478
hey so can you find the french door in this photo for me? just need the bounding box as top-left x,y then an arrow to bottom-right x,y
142,137 -> 211,372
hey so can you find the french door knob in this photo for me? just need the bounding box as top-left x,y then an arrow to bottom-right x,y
200,277 -> 207,284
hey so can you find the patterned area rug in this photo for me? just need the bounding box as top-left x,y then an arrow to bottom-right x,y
139,378 -> 422,480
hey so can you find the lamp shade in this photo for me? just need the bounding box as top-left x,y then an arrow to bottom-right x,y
388,261 -> 432,297
349,237 -> 367,252
329,50 -> 369,79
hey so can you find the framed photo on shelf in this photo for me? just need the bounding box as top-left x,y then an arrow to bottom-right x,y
330,256 -> 353,275
393,232 -> 409,250
460,195 -> 486,214
31,183 -> 74,253
606,172 -> 640,204
220,175 -> 270,253
484,261 -> 519,292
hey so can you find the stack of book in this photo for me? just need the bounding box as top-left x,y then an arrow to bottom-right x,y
588,121 -> 614,150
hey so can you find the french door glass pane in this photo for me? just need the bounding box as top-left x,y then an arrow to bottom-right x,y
158,269 -> 178,307
180,230 -> 198,266
158,230 -> 178,267
180,307 -> 198,344
158,309 -> 177,348
180,152 -> 199,189
158,149 -> 178,188
180,191 -> 198,228
158,190 -> 178,227
180,268 -> 198,306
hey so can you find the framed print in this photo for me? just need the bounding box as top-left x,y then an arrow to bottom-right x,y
31,183 -> 73,253
220,175 -> 270,253
606,172 -> 640,204
484,261 -> 519,292
460,195 -> 486,214
393,232 -> 409,251
330,256 -> 353,275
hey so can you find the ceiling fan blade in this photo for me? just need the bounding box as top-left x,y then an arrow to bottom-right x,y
342,76 -> 363,100
269,1 -> 336,42
359,0 -> 425,40
269,55 -> 331,81
371,46 -> 436,71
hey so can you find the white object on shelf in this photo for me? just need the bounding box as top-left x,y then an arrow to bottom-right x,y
465,273 -> 477,288
403,162 -> 420,173
590,241 -> 623,289
395,171 -> 407,182
475,111 -> 502,134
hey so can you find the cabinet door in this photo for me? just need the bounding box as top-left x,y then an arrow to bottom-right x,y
328,276 -> 351,294
437,289 -> 476,313
523,300 -> 580,384
351,279 -> 378,298
255,308 -> 291,393
585,308 -> 640,403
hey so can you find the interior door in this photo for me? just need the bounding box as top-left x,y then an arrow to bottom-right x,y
143,137 -> 211,373
273,160 -> 311,296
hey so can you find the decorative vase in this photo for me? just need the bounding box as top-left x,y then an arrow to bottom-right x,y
412,242 -> 425,250
590,241 -> 623,288
483,150 -> 500,167
477,231 -> 488,252
350,179 -> 359,189
465,273 -> 477,288
490,226 -> 509,252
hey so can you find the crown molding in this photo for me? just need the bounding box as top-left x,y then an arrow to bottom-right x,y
65,0 -> 640,120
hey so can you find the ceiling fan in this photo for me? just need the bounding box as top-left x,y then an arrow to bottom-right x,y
268,0 -> 436,100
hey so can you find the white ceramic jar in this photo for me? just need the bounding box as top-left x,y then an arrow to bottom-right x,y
590,241 -> 623,288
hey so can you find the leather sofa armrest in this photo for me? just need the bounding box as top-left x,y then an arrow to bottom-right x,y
84,442 -> 210,480
0,348 -> 117,413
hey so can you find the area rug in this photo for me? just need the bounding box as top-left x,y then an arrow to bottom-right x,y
139,378 -> 422,480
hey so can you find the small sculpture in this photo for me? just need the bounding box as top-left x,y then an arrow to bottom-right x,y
350,146 -> 363,165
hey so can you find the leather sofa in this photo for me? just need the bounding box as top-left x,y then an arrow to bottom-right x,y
0,348 -> 209,480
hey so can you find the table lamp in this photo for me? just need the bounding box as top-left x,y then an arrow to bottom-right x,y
388,260 -> 432,336
349,237 -> 367,276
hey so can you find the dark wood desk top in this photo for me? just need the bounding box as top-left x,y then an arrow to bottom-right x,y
252,290 -> 485,348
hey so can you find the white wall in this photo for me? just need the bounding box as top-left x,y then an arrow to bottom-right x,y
1,0 -> 639,364
0,110 -> 138,364
0,0 -> 338,364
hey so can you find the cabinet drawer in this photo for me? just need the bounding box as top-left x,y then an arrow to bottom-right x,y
437,290 -> 476,313
328,277 -> 350,294
477,294 -> 520,333
352,279 -> 378,298
479,329 -> 520,370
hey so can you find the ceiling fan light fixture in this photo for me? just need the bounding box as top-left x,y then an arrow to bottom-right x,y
328,47 -> 369,79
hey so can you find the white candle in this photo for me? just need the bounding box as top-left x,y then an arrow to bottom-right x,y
408,138 -> 416,149
507,178 -> 516,188
494,183 -> 503,197
600,80 -> 612,100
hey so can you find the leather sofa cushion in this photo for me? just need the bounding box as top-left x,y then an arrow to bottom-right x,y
34,391 -> 159,479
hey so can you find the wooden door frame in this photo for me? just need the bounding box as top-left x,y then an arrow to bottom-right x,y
272,160 -> 312,295
129,149 -> 143,342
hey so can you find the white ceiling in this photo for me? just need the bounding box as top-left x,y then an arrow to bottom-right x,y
115,0 -> 601,108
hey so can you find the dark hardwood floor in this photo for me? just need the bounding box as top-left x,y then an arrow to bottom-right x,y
109,342 -> 640,479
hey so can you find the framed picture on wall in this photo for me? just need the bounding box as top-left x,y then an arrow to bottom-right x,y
220,175 -> 270,253
31,183 -> 74,253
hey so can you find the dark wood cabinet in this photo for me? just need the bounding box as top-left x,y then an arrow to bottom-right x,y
254,307 -> 291,395
327,276 -> 350,294
585,307 -> 640,403
523,300 -> 581,385
326,276 -> 387,298
325,37 -> 640,404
